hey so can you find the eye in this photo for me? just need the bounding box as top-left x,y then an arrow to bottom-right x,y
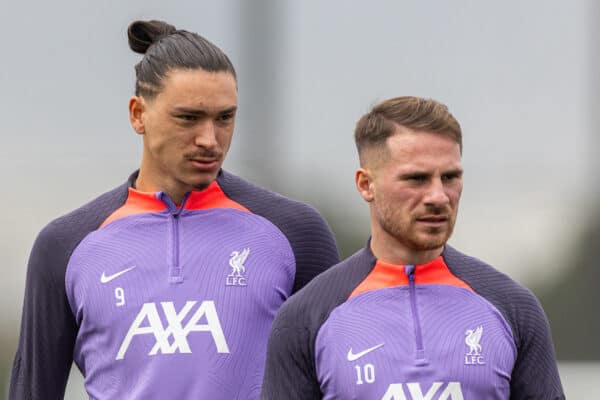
405,174 -> 428,182
177,114 -> 198,122
442,172 -> 462,182
217,112 -> 235,123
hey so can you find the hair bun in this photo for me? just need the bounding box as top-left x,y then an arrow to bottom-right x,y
128,20 -> 177,54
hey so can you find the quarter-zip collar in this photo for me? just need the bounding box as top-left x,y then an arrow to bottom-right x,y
347,245 -> 475,365
156,191 -> 190,284
405,264 -> 427,365
99,171 -> 252,283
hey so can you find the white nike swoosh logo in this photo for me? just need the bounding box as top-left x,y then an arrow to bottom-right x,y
100,266 -> 137,284
347,343 -> 385,361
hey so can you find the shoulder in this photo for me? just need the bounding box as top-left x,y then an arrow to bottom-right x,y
218,170 -> 339,292
274,247 -> 375,330
30,180 -> 130,278
443,245 -> 539,302
444,249 -> 565,398
267,246 -> 376,388
40,181 -> 129,244
217,170 -> 328,226
442,245 -> 548,343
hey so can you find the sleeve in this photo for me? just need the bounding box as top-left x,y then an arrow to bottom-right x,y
509,292 -> 565,400
290,207 -> 339,294
261,321 -> 322,399
9,225 -> 78,400
441,246 -> 565,399
262,248 -> 373,400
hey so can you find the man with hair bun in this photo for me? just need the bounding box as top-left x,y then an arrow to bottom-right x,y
10,19 -> 338,399
261,96 -> 564,399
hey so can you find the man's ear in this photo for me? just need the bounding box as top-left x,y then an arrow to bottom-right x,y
355,167 -> 375,202
129,96 -> 146,135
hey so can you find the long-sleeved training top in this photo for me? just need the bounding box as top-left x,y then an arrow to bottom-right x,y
10,170 -> 339,400
261,245 -> 564,400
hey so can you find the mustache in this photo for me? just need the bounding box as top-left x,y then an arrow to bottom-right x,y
185,150 -> 222,159
420,205 -> 451,216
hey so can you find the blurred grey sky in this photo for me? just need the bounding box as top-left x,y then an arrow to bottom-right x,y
1,0 -> 597,397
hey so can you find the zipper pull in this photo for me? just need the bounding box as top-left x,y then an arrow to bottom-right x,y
157,192 -> 190,216
404,264 -> 427,364
405,264 -> 416,281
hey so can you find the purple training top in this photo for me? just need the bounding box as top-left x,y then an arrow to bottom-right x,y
10,170 -> 339,400
261,245 -> 564,400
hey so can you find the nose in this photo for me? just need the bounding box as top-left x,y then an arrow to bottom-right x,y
193,120 -> 218,150
424,178 -> 450,206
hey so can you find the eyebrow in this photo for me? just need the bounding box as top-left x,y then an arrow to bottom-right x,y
398,168 -> 463,179
444,168 -> 464,176
171,106 -> 237,116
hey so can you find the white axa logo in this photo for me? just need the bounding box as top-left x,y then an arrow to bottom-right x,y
116,300 -> 229,360
464,325 -> 485,365
226,248 -> 250,286
381,382 -> 464,400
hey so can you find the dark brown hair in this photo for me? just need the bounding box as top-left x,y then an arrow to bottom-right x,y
127,20 -> 236,98
354,96 -> 462,164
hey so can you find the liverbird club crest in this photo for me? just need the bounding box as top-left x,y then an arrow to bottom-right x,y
226,248 -> 250,286
464,325 -> 485,365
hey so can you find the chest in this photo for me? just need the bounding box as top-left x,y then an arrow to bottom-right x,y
315,286 -> 516,400
66,210 -> 295,362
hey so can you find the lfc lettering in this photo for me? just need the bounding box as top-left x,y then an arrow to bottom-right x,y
464,355 -> 485,365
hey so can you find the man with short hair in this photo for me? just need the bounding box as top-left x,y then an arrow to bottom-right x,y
261,96 -> 564,399
10,20 -> 339,399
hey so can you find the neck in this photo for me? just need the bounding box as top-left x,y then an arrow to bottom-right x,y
135,167 -> 188,206
369,228 -> 444,266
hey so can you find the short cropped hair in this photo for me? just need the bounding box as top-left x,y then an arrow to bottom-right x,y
127,20 -> 236,99
354,97 -> 462,165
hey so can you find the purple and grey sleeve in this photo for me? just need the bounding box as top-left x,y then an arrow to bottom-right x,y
442,247 -> 565,400
10,224 -> 78,400
507,291 -> 564,400
9,184 -> 128,400
261,323 -> 322,400
261,249 -> 375,400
